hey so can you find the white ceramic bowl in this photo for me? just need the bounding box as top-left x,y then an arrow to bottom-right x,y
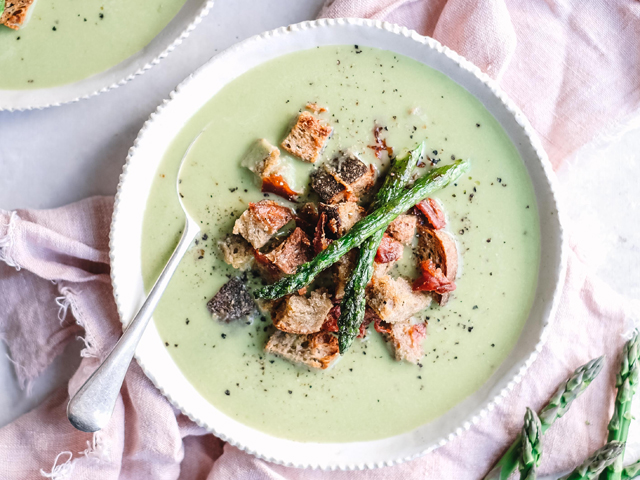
111,19 -> 566,470
0,0 -> 213,111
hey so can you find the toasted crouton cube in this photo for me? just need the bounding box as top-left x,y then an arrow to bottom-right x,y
334,250 -> 357,300
387,215 -> 417,245
264,227 -> 312,275
241,139 -> 283,177
272,290 -> 333,334
388,321 -> 427,364
241,139 -> 299,201
319,202 -> 364,238
311,151 -> 376,204
265,331 -> 339,369
207,277 -> 256,322
281,112 -> 333,163
218,235 -> 254,271
416,225 -> 458,305
372,260 -> 393,278
1,0 -> 36,30
233,200 -> 293,249
366,274 -> 431,323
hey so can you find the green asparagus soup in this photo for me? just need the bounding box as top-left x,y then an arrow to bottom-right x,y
0,0 -> 188,89
141,45 -> 541,442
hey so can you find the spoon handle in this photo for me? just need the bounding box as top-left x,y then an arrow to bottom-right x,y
67,218 -> 200,432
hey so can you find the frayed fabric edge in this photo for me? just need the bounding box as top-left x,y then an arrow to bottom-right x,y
40,451 -> 75,480
56,284 -> 99,359
0,211 -> 20,270
40,432 -> 107,478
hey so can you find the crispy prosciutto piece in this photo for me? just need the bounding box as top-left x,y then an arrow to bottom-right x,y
321,304 -> 371,338
313,212 -> 332,253
321,305 -> 340,332
368,126 -> 394,160
375,233 -> 404,264
261,174 -> 300,201
374,318 -> 393,334
415,198 -> 446,229
413,259 -> 456,294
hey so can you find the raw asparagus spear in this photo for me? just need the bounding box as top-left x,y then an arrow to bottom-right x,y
255,159 -> 470,300
561,442 -> 625,480
338,143 -> 424,353
519,407 -> 542,480
601,331 -> 640,480
621,460 -> 640,479
484,356 -> 605,480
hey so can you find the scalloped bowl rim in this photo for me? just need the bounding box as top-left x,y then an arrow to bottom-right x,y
0,0 -> 214,111
110,18 -> 566,471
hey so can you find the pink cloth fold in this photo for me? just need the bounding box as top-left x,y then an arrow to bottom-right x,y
1,1 -> 639,479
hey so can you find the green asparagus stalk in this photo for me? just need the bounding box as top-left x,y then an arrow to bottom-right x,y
601,331 -> 640,480
519,407 -> 542,480
337,143 -> 424,353
484,356 -> 606,480
561,442 -> 625,480
255,159 -> 470,300
621,460 -> 640,479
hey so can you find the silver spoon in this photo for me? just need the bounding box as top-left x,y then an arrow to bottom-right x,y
67,132 -> 204,433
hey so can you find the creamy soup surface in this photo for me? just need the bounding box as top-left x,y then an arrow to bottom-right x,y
141,45 -> 541,443
0,0 -> 187,89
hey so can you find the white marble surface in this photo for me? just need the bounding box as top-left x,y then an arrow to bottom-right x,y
1,0 -> 639,475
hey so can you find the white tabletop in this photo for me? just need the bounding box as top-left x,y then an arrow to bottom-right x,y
1,0 -> 639,475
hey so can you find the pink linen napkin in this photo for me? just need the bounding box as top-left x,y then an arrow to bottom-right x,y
1,1 -> 640,479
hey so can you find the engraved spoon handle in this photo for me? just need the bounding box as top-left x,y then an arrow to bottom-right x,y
67,217 -> 200,432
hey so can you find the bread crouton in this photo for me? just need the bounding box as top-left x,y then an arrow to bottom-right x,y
311,152 -> 376,204
207,277 -> 256,322
387,215 -> 417,245
241,139 -> 282,177
416,225 -> 458,305
264,227 -> 312,275
372,260 -> 394,278
388,322 -> 427,364
253,250 -> 284,283
366,274 -> 431,323
272,290 -> 333,334
1,0 -> 36,29
233,200 -> 293,249
218,235 -> 254,271
334,250 -> 357,300
241,139 -> 299,201
265,331 -> 339,369
319,202 -> 364,237
281,112 -> 333,163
